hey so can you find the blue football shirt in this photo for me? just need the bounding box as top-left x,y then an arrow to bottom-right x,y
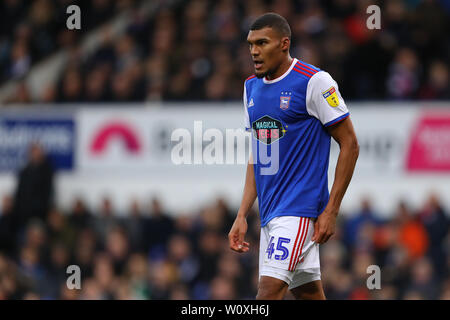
243,58 -> 349,227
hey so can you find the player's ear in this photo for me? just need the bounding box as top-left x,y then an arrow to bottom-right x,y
280,37 -> 290,52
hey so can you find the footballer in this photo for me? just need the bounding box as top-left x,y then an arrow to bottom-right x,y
228,13 -> 359,300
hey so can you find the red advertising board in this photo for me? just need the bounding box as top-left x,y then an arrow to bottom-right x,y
406,111 -> 450,171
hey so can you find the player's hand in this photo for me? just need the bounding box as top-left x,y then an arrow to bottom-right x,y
311,210 -> 337,244
228,215 -> 250,253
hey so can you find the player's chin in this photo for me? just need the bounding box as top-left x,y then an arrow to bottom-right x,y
254,70 -> 267,79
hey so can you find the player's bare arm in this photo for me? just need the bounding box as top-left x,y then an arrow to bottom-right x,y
312,117 -> 359,244
228,153 -> 257,253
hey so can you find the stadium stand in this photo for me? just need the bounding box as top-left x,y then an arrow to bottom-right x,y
1,0 -> 449,104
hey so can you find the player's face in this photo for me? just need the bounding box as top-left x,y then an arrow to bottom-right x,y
247,27 -> 287,78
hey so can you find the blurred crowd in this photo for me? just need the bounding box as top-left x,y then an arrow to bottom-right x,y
3,0 -> 450,104
0,0 -> 139,84
0,145 -> 449,300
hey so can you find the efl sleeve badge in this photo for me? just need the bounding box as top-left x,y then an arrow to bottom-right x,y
322,86 -> 340,107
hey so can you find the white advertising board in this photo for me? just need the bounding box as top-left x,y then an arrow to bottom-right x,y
1,103 -> 449,218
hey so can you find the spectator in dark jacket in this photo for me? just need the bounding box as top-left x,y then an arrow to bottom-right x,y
12,143 -> 54,235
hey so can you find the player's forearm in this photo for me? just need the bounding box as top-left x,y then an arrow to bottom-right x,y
237,155 -> 257,218
326,139 -> 359,216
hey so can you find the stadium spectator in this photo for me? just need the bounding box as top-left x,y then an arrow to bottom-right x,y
343,197 -> 381,250
145,197 -> 175,258
12,143 -> 54,235
395,201 -> 429,261
0,195 -> 15,255
68,197 -> 94,233
418,60 -> 450,100
405,256 -> 440,299
418,194 -> 450,277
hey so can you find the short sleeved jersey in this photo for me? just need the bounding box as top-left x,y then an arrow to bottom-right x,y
243,58 -> 349,227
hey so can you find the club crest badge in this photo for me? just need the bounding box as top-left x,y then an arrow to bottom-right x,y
280,91 -> 292,110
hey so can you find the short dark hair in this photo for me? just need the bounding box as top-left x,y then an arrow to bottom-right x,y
250,13 -> 291,39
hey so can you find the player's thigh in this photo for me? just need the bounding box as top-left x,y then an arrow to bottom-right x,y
290,279 -> 325,300
256,275 -> 289,300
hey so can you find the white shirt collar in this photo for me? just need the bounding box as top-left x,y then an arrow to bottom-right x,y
263,58 -> 298,84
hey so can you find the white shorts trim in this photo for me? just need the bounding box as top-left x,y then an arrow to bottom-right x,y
260,266 -> 321,290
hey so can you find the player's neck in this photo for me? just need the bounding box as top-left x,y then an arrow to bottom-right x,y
266,56 -> 294,80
